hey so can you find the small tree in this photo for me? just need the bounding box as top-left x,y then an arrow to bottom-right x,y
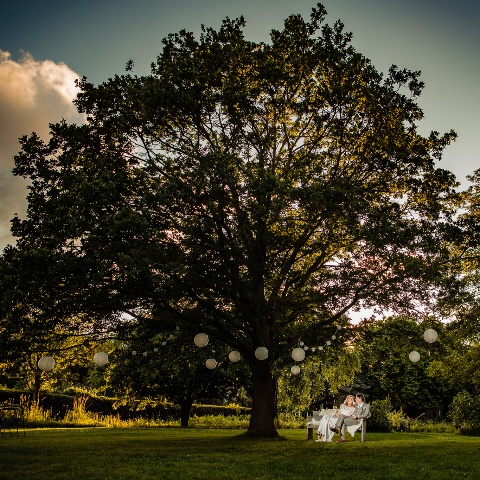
108,333 -> 251,426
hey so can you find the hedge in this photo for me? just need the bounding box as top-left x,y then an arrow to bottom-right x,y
0,389 -> 250,420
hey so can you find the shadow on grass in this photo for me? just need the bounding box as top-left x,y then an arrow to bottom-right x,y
1,429 -> 479,480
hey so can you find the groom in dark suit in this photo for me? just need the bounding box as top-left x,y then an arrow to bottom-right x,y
330,393 -> 370,442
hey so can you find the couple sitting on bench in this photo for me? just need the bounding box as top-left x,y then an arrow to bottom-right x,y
316,393 -> 370,442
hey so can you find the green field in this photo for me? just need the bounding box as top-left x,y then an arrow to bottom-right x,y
1,428 -> 479,479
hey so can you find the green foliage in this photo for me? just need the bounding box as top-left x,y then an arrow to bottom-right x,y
409,419 -> 456,433
369,397 -> 393,432
276,345 -> 360,415
189,414 -> 250,429
386,409 -> 410,432
354,316 -> 455,414
1,388 -> 251,428
448,391 -> 480,431
428,342 -> 480,395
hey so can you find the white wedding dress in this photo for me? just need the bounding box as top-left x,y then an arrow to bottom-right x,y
316,405 -> 354,442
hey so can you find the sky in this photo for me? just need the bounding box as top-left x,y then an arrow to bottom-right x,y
1,0 -> 479,252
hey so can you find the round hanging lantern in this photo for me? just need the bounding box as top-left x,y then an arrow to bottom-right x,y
292,347 -> 306,362
291,365 -> 301,375
132,351 -> 137,356
337,325 -> 342,330
409,350 -> 421,362
206,358 -> 217,369
143,352 -> 148,357
154,348 -> 158,353
326,341 -> 331,346
331,335 -> 336,340
93,352 -> 108,367
255,347 -> 268,360
423,329 -> 438,343
311,347 -> 316,352
194,333 -> 209,348
38,356 -> 55,372
228,351 -> 241,362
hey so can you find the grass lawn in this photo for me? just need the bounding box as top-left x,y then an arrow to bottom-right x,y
1,428 -> 479,479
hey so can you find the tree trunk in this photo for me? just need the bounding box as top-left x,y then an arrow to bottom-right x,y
246,358 -> 279,437
33,371 -> 41,405
179,396 -> 194,427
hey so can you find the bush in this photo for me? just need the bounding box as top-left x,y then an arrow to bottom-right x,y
409,419 -> 456,433
368,398 -> 393,432
0,389 -> 252,428
448,391 -> 480,432
189,415 -> 250,429
387,409 -> 410,432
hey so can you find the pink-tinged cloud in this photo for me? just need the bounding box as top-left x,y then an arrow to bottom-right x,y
0,49 -> 84,251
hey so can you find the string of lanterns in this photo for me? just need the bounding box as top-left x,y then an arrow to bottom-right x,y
36,326 -> 439,374
408,328 -> 439,363
37,351 -> 109,372
194,325 -> 344,372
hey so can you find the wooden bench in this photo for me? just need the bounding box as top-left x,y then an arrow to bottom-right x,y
306,409 -> 367,442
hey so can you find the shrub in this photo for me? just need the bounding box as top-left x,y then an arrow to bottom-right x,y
387,409 -> 410,432
409,419 -> 456,433
275,412 -> 304,429
448,391 -> 480,432
368,398 -> 393,432
189,415 -> 250,429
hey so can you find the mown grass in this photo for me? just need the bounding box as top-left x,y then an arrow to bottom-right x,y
1,428 -> 479,480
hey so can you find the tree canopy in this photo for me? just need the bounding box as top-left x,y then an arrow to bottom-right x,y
2,3 -> 458,436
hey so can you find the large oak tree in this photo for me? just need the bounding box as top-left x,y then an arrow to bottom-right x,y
4,4 -> 458,436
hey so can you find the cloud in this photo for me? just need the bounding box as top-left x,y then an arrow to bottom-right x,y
0,50 -> 84,251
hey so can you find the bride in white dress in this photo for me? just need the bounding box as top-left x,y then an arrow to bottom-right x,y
315,395 -> 355,442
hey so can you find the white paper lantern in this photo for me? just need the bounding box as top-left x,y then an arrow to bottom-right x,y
255,347 -> 268,360
154,348 -> 159,353
38,356 -> 55,372
409,350 -> 421,362
93,352 -> 108,367
292,347 -> 306,362
206,358 -> 217,369
311,347 -> 316,352
291,365 -> 301,375
194,333 -> 209,348
331,335 -> 336,340
337,325 -> 342,330
132,351 -> 137,356
423,329 -> 438,343
326,341 -> 331,346
143,352 -> 148,357
228,351 -> 241,362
